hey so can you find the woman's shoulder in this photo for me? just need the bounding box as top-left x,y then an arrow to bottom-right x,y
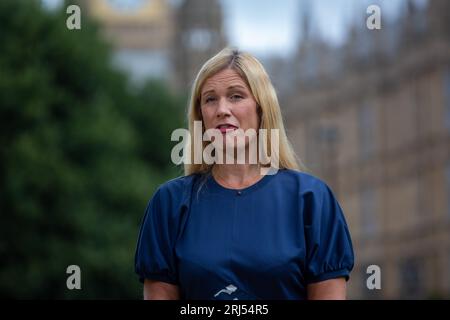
155,173 -> 202,197
158,174 -> 199,190
145,174 -> 203,212
277,169 -> 329,191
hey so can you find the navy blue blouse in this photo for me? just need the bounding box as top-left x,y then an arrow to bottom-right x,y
135,169 -> 354,300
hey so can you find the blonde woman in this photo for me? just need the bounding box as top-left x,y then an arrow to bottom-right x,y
135,48 -> 354,300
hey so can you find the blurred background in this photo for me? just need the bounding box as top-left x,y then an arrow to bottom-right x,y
0,0 -> 449,299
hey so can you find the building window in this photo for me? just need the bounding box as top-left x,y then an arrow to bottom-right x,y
359,102 -> 375,160
314,125 -> 339,181
444,67 -> 450,130
361,188 -> 377,237
447,163 -> 450,219
448,253 -> 450,294
399,257 -> 424,299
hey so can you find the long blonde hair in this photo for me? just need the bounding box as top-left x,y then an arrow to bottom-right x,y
184,47 -> 305,175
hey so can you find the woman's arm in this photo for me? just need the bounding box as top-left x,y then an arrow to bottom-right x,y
307,278 -> 347,300
143,279 -> 181,300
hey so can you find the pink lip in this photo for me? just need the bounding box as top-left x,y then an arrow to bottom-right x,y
216,124 -> 238,134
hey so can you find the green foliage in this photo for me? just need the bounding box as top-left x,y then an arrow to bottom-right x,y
0,0 -> 185,298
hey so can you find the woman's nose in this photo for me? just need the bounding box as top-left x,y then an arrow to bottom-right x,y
216,98 -> 231,117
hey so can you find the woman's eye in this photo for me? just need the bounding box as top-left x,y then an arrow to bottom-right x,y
230,94 -> 243,101
205,97 -> 216,103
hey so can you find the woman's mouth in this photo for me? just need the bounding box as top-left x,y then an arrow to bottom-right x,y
216,124 -> 238,134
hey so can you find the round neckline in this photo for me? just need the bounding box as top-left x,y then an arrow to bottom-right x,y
206,169 -> 278,196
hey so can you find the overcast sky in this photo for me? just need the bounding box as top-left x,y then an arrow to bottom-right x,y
221,0 -> 428,57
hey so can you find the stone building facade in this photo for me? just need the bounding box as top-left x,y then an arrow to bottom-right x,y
283,0 -> 450,299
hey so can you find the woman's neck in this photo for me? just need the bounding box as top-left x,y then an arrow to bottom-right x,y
211,163 -> 263,189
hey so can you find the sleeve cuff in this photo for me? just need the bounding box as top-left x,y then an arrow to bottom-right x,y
305,268 -> 350,285
138,272 -> 178,285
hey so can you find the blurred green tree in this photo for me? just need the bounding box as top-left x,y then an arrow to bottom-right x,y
0,0 -> 185,299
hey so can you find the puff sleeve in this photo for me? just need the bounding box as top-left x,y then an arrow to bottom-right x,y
134,187 -> 178,284
303,180 -> 355,284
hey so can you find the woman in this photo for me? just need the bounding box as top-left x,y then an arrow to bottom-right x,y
135,47 -> 354,300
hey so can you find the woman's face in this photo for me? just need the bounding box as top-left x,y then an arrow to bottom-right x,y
200,68 -> 260,147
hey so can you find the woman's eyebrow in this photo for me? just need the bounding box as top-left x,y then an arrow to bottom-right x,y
227,85 -> 246,91
201,89 -> 215,97
201,85 -> 247,97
